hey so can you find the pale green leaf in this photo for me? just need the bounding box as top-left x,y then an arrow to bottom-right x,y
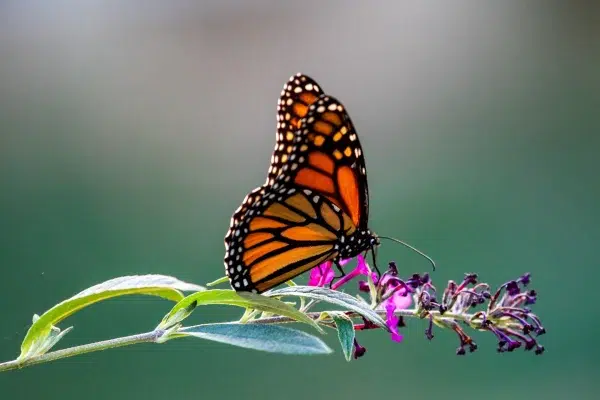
266,286 -> 387,329
177,323 -> 332,355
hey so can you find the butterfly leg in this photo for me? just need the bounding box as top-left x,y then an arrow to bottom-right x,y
328,260 -> 347,289
370,249 -> 382,277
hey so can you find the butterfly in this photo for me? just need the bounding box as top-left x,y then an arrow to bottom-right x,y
224,73 -> 379,293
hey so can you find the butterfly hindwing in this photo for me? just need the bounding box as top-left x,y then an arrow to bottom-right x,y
224,184 -> 357,293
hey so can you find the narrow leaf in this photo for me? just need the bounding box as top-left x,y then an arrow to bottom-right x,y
206,276 -> 229,287
177,323 -> 332,355
36,326 -> 74,356
20,275 -> 204,360
159,289 -> 322,333
266,286 -> 387,329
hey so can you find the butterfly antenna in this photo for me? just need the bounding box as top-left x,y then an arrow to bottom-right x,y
377,235 -> 436,271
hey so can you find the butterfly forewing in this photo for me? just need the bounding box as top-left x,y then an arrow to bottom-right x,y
266,74 -> 323,186
277,94 -> 370,229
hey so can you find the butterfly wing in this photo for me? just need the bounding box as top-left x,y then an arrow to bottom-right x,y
225,184 -> 357,293
277,94 -> 370,229
265,73 -> 324,185
225,74 -> 325,272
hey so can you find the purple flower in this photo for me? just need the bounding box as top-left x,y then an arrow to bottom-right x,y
353,338 -> 367,359
331,256 -> 371,290
385,302 -> 403,342
380,274 -> 412,342
307,257 -> 353,288
363,263 -> 414,342
308,261 -> 335,287
309,257 -> 414,345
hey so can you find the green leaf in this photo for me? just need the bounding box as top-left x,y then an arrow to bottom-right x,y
177,323 -> 332,355
159,289 -> 322,333
158,300 -> 199,329
19,275 -> 204,360
266,286 -> 387,329
328,312 -> 355,361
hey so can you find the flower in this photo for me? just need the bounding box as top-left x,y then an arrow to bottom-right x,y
309,256 -> 413,344
383,288 -> 411,342
307,257 -> 354,288
353,338 -> 367,359
307,261 -> 335,287
376,266 -> 413,342
331,256 -> 371,290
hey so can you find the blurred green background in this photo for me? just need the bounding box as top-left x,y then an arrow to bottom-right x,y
1,2 -> 598,399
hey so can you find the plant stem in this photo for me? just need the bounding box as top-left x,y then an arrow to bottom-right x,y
0,308 -> 486,373
0,330 -> 165,373
249,309 -> 472,326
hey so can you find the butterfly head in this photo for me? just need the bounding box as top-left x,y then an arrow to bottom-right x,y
338,228 -> 379,259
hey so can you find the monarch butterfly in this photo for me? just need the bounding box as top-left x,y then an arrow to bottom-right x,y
224,73 -> 431,293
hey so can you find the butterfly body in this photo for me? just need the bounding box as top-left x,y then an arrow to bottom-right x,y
225,73 -> 378,293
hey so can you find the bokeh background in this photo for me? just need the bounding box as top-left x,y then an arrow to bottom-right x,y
1,1 -> 598,399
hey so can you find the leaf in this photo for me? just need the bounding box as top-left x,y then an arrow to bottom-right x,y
158,300 -> 199,329
266,286 -> 387,329
35,325 -> 74,356
177,323 -> 332,355
159,289 -> 322,333
322,311 -> 355,362
19,275 -> 204,360
206,276 -> 229,287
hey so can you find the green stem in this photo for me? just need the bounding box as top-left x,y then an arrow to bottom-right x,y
0,330 -> 166,373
